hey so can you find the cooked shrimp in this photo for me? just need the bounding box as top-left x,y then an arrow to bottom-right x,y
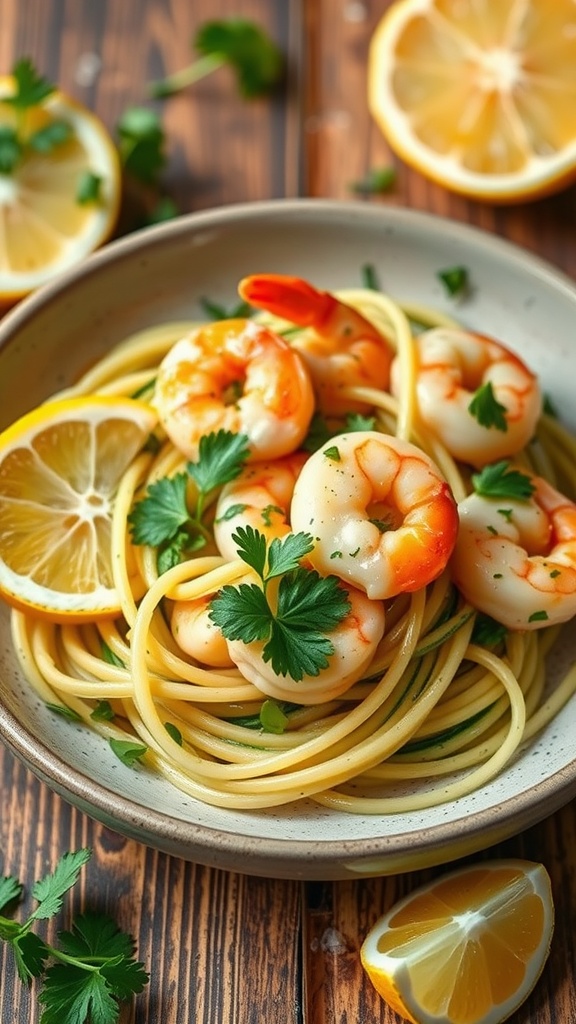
153,318 -> 314,460
452,476 -> 576,630
171,596 -> 235,668
290,430 -> 459,600
238,274 -> 394,415
226,583 -> 385,704
214,451 -> 308,561
390,327 -> 542,467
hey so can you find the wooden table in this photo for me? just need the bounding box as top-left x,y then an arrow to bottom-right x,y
1,2 -> 575,1021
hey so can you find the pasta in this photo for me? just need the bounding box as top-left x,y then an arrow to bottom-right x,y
9,281 -> 576,813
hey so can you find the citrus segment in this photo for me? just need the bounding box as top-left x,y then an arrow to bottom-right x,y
0,397 -> 158,621
0,76 -> 121,303
361,859 -> 554,1024
368,0 -> 576,202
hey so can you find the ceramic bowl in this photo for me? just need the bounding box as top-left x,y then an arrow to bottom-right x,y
0,199 -> 575,880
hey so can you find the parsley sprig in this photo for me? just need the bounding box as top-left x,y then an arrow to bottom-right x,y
0,59 -> 72,174
468,381 -> 508,431
149,19 -> 284,99
0,849 -> 148,1023
472,461 -> 536,500
128,429 -> 250,571
209,526 -> 351,680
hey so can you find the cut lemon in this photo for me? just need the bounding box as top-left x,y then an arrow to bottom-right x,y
0,396 -> 158,622
0,75 -> 121,305
368,0 -> 576,202
361,859 -> 554,1024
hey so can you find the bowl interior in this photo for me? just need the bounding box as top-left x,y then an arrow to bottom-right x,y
1,199 -> 575,878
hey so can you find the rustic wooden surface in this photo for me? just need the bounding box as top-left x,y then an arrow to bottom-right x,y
1,1 -> 575,1021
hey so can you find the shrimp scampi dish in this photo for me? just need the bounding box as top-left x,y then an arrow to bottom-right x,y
4,270 -> 576,814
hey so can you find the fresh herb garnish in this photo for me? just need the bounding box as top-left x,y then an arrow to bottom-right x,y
259,699 -> 289,734
128,429 -> 250,568
528,610 -> 549,623
116,107 -> 166,186
150,19 -> 284,99
0,849 -> 148,1023
91,700 -> 116,722
323,445 -> 341,462
472,461 -> 535,501
345,412 -> 376,432
109,738 -> 148,766
76,170 -> 103,205
471,613 -> 508,648
350,166 -> 396,196
361,263 -> 381,291
0,59 -> 73,174
200,296 -> 252,320
468,381 -> 508,431
437,265 -> 469,298
209,527 -> 351,680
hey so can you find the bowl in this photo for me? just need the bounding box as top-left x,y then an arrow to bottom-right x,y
1,198 -> 575,880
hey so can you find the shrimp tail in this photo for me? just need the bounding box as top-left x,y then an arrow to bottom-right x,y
238,274 -> 337,330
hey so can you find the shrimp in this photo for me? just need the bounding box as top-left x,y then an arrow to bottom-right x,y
226,584 -> 385,704
171,596 -> 235,668
214,451 -> 308,561
451,476 -> 576,630
153,318 -> 314,461
238,274 -> 394,415
390,327 -> 542,467
290,430 -> 459,600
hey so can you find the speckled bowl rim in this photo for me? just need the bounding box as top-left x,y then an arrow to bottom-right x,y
1,198 -> 575,878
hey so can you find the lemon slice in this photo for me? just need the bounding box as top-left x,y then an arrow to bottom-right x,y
0,396 -> 158,621
361,859 -> 554,1024
0,75 -> 121,304
368,0 -> 576,202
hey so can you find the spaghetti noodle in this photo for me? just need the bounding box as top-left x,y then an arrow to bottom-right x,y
9,283 -> 576,813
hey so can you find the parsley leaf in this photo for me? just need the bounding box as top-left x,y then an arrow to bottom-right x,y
109,739 -> 148,766
76,170 -> 103,205
361,263 -> 381,291
150,19 -> 284,99
468,381 -> 508,431
209,529 -> 350,681
437,265 -> 469,297
188,429 -> 250,500
345,412 -> 376,432
472,461 -> 536,501
28,119 -> 72,153
128,472 -> 190,546
5,58 -> 55,109
259,699 -> 289,734
471,614 -> 508,648
0,125 -> 22,173
0,851 -> 149,1022
200,296 -> 252,320
116,106 -> 166,186
351,166 -> 396,195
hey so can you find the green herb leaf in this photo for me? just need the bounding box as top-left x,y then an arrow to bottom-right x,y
151,19 -> 283,99
91,700 -> 116,722
76,169 -> 103,205
471,614 -> 508,648
209,582 -> 272,642
230,525 -> 268,578
302,412 -> 333,453
101,641 -> 125,669
109,739 -> 148,766
264,620 -> 334,679
472,461 -> 535,501
128,472 -> 189,546
56,911 -> 149,998
324,445 -> 341,462
187,429 -> 250,495
46,702 -> 81,722
6,58 -> 55,109
468,381 -> 508,431
116,107 -> 166,185
200,296 -> 252,320
437,265 -> 469,297
266,532 -> 315,579
28,119 -> 72,153
528,609 -> 548,623
351,166 -> 396,195
0,125 -> 22,173
361,263 -> 381,291
30,849 -> 92,923
259,699 -> 289,734
164,722 -> 183,745
276,569 -> 350,632
0,876 -> 23,914
146,195 -> 179,224
345,412 -> 376,432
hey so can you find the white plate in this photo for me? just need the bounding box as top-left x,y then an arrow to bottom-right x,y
0,199 -> 575,880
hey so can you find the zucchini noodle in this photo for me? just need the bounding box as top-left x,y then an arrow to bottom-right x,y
9,287 -> 576,813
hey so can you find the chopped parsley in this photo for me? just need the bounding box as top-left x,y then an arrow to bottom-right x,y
437,265 -> 469,297
468,381 -> 508,431
471,461 -> 535,501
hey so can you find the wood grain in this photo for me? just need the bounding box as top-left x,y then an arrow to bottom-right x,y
1,1 -> 576,1021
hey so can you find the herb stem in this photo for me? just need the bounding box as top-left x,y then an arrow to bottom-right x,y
150,54 -> 225,97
